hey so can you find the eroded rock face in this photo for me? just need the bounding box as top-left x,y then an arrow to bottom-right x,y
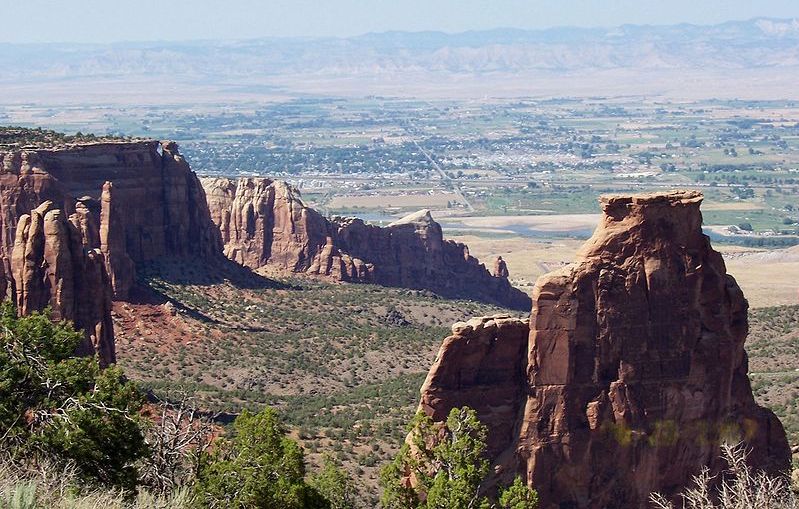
203,177 -> 331,272
201,177 -> 531,310
419,315 -> 529,462
11,201 -> 114,365
415,191 -> 790,508
493,256 -> 509,278
0,140 -> 222,363
0,140 -> 221,299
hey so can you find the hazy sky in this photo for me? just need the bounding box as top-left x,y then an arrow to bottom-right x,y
3,0 -> 799,43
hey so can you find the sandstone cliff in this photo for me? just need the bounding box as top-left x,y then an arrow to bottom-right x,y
0,140 -> 221,299
11,201 -> 115,365
414,191 -> 790,508
201,177 -> 531,310
0,140 -> 222,364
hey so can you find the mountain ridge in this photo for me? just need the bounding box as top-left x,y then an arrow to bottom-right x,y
3,17 -> 799,81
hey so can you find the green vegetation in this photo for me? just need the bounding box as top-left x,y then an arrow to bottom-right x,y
0,126 -> 132,148
498,478 -> 540,509
747,305 -> 799,445
114,259 -> 514,505
0,302 -> 146,491
0,303 -> 362,508
192,407 -> 330,508
380,407 -> 538,509
310,456 -> 357,509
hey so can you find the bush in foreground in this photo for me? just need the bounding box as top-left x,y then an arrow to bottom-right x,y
380,406 -> 538,509
192,407 -> 332,508
0,303 -> 147,491
650,442 -> 797,509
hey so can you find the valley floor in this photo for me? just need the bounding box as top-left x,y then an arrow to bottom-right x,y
114,258 -> 513,505
113,242 -> 799,505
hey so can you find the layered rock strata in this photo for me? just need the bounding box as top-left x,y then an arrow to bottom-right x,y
414,191 -> 791,508
11,201 -> 115,364
202,177 -> 531,310
0,140 -> 221,299
0,140 -> 221,364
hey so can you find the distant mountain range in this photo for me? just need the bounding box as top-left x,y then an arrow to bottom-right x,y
2,18 -> 799,79
2,18 -> 799,103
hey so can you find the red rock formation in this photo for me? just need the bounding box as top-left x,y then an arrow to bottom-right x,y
203,177 -> 330,271
419,315 -> 529,461
0,139 -> 222,364
100,182 -> 135,297
201,177 -> 531,310
0,140 -> 221,298
493,256 -> 509,278
11,201 -> 114,365
332,211 -> 530,309
414,191 -> 790,508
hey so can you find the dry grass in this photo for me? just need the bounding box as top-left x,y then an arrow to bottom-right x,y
701,202 -> 764,211
725,258 -> 799,308
650,443 -> 797,509
445,214 -> 601,232
449,235 -> 583,291
0,462 -> 192,509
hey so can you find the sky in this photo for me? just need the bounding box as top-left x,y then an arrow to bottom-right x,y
2,0 -> 799,43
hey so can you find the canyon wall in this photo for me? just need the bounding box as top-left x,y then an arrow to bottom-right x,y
0,140 -> 221,299
414,191 -> 791,508
11,200 -> 115,365
0,140 -> 222,364
202,177 -> 531,310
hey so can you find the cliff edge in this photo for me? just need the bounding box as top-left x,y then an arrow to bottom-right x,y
414,190 -> 791,508
202,177 -> 531,310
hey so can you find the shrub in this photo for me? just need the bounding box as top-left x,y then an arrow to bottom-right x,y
380,406 -> 537,508
650,442 -> 797,509
310,455 -> 356,509
0,302 -> 147,491
192,407 -> 327,508
498,477 -> 539,509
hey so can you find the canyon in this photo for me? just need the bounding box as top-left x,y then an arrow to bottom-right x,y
415,191 -> 791,508
0,140 -> 531,366
0,137 -> 793,506
202,176 -> 531,310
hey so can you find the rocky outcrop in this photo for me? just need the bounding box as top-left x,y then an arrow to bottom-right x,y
493,256 -> 509,278
414,191 -> 791,508
0,140 -> 221,299
0,139 -> 222,363
419,315 -> 529,461
203,177 -> 331,272
99,181 -> 135,297
11,201 -> 114,365
201,177 -> 531,310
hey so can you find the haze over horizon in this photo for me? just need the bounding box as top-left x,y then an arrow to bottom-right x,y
3,0 -> 799,44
